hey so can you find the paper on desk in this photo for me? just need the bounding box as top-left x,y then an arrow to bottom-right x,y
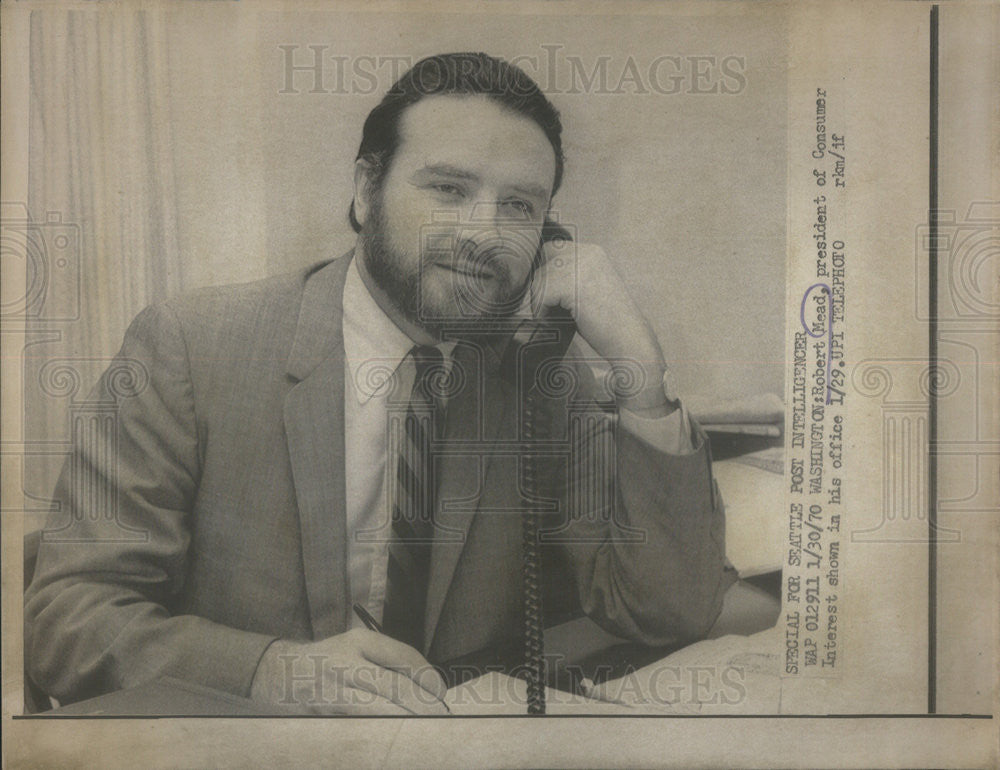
444,672 -> 634,715
589,628 -> 783,714
686,392 -> 784,427
713,458 -> 787,576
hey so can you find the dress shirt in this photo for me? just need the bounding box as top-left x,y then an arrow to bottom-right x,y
340,258 -> 695,628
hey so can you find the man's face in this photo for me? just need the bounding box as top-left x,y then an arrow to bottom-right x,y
357,95 -> 557,333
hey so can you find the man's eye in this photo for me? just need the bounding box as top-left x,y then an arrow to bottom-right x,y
501,199 -> 534,217
432,183 -> 463,197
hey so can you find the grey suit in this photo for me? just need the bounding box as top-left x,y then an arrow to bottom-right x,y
25,254 -> 733,705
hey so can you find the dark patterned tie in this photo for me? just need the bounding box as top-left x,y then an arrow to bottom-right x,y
381,345 -> 444,651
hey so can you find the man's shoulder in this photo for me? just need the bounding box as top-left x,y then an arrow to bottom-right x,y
124,256 -> 351,372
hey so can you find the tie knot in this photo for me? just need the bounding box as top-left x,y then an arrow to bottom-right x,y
410,345 -> 445,402
410,344 -> 443,374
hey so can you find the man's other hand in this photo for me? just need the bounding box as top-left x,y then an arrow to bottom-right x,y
532,240 -> 672,415
250,629 -> 449,715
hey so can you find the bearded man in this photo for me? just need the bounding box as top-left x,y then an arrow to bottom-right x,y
25,52 -> 734,715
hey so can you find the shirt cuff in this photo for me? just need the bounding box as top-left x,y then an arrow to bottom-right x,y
616,367 -> 698,455
618,401 -> 696,455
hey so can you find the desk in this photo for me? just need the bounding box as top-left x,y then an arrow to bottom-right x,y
42,677 -> 280,716
39,581 -> 778,717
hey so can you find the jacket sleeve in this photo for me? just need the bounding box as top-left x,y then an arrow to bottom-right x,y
557,378 -> 736,648
24,302 -> 277,705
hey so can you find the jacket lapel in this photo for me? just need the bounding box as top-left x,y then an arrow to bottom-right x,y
284,255 -> 353,639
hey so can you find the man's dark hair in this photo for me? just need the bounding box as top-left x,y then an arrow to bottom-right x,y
349,52 -> 565,232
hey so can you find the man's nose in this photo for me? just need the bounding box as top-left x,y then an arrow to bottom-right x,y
456,200 -> 503,252
454,199 -> 537,265
465,199 -> 504,227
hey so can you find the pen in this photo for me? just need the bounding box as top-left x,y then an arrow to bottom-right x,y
352,603 -> 383,633
352,603 -> 451,714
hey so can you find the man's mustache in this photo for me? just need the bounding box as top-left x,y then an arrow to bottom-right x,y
430,237 -> 536,286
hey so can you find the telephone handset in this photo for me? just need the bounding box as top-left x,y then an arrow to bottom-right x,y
503,220 -> 577,715
504,217 -> 577,367
499,216 -> 577,402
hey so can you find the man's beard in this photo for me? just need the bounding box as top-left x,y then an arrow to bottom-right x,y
360,194 -> 533,338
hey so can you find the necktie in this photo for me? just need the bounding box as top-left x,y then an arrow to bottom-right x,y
381,345 -> 444,651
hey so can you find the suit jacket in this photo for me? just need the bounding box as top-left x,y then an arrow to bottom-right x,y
25,254 -> 733,705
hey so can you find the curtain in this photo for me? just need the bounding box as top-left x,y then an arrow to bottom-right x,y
22,6 -> 268,521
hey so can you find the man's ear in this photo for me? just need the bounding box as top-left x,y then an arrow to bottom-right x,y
352,158 -> 377,228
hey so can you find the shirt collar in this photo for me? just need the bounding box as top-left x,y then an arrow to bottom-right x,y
342,257 -> 455,404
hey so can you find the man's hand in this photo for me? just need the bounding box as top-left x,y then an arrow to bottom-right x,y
531,240 -> 673,416
250,629 -> 449,715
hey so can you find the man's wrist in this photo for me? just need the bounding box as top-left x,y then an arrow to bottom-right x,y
620,396 -> 679,418
616,360 -> 679,417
